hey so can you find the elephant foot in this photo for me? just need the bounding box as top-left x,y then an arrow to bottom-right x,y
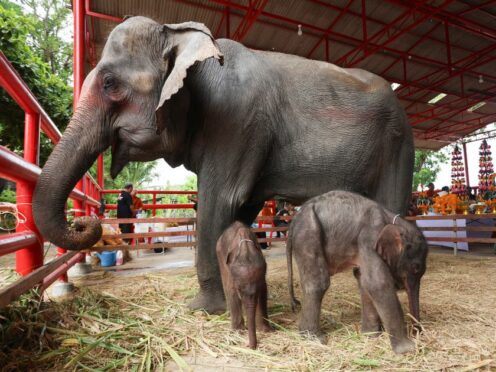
258,322 -> 274,333
361,323 -> 383,337
290,298 -> 301,313
391,338 -> 415,354
299,329 -> 327,344
232,321 -> 245,331
189,289 -> 226,314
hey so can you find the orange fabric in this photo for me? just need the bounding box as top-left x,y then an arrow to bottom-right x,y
132,195 -> 143,210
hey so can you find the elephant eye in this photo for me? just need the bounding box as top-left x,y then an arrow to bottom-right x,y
103,76 -> 117,91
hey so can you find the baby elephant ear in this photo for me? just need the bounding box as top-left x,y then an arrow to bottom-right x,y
375,224 -> 404,266
156,22 -> 224,113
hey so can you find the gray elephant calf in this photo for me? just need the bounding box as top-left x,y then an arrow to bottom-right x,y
216,222 -> 272,349
287,191 -> 427,354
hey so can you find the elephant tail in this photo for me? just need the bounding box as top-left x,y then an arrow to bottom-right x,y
286,227 -> 300,312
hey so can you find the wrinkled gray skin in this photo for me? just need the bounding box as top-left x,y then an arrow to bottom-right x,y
216,222 -> 271,349
287,191 -> 427,354
32,16 -> 414,313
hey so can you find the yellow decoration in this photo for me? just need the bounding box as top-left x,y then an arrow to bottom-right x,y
432,194 -> 459,215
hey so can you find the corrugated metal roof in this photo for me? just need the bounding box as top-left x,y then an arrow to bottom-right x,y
86,0 -> 496,150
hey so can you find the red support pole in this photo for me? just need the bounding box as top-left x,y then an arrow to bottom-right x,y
16,112 -> 43,276
73,0 -> 86,218
97,153 -> 104,188
463,142 -> 470,187
152,193 -> 157,216
226,6 -> 230,39
63,0 -> 86,273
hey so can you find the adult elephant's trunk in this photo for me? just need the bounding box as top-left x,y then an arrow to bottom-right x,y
33,105 -> 109,250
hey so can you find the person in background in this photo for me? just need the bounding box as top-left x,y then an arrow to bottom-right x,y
426,182 -> 437,198
188,194 -> 198,212
117,183 -> 134,243
131,189 -> 144,217
407,195 -> 421,216
466,186 -> 477,201
274,202 -> 294,238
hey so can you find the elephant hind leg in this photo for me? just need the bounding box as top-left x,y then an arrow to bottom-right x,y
297,255 -> 330,339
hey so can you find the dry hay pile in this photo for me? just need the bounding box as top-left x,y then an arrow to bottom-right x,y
1,252 -> 495,371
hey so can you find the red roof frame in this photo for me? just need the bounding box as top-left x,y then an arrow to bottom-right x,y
76,0 -> 496,150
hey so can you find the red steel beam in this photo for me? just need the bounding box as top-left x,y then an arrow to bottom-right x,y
340,0 -> 455,67
425,112 -> 496,140
40,252 -> 85,292
101,190 -> 197,194
16,112 -> 43,276
409,82 -> 496,119
420,110 -> 494,140
106,204 -> 195,210
0,251 -> 82,308
384,0 -> 496,42
85,0 -> 123,23
168,0 -> 496,88
0,232 -> 38,257
457,0 -> 496,16
396,43 -> 496,99
308,0 -> 489,57
204,0 -> 496,85
0,146 -> 100,206
426,111 -> 496,138
231,0 -> 268,42
214,8 -> 226,37
306,0 -> 355,59
0,52 -> 62,144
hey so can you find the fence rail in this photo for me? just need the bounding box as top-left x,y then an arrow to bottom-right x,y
0,51 -> 100,308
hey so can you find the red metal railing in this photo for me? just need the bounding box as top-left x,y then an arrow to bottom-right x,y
0,51 -> 101,306
101,190 -> 197,216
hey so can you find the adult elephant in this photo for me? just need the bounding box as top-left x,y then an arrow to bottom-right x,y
33,16 -> 414,313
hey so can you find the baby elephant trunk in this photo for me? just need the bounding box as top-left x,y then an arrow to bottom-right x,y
405,276 -> 421,330
242,294 -> 258,349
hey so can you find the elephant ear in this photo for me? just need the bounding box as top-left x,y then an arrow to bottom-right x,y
374,224 -> 404,266
156,22 -> 224,119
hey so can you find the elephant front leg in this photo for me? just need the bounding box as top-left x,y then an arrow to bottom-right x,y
189,193 -> 239,313
359,255 -> 415,354
256,283 -> 273,332
353,268 -> 382,335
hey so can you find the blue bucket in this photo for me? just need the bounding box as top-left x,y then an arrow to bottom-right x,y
97,251 -> 116,267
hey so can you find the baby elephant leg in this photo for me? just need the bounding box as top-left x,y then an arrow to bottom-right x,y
359,254 -> 415,354
256,281 -> 273,332
297,252 -> 330,340
353,268 -> 382,335
227,288 -> 244,330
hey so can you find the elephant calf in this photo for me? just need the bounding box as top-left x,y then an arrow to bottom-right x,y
216,222 -> 272,349
287,191 -> 427,354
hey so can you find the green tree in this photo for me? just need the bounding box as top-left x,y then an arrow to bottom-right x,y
413,149 -> 449,191
0,0 -> 72,164
19,0 -> 72,80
